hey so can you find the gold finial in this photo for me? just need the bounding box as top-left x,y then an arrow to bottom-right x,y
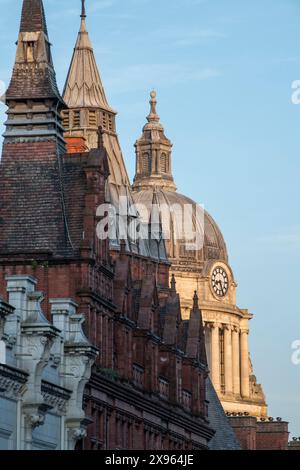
147,90 -> 160,123
81,0 -> 86,18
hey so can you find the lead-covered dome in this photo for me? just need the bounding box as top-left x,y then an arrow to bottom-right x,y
132,91 -> 228,272
133,188 -> 228,272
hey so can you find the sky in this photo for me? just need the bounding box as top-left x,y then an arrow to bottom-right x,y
0,0 -> 300,437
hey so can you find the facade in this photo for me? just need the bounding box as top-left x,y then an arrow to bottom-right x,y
0,277 -> 97,450
0,0 -> 242,451
132,92 -> 267,419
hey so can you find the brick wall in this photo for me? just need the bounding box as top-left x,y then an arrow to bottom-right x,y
228,416 -> 289,450
256,420 -> 289,450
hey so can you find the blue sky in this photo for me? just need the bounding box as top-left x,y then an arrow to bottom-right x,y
1,0 -> 300,436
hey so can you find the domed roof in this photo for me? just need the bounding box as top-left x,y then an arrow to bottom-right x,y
133,189 -> 228,272
132,91 -> 228,272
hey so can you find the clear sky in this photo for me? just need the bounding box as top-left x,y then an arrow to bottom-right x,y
0,0 -> 300,437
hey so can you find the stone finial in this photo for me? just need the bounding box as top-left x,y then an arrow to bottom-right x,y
147,90 -> 160,123
81,0 -> 86,18
193,291 -> 199,310
170,274 -> 176,293
80,0 -> 87,33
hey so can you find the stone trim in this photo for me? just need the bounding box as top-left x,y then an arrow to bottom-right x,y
0,363 -> 28,397
41,380 -> 72,414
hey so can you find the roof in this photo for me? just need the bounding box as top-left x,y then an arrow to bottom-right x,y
6,0 -> 62,102
206,377 -> 241,450
132,189 -> 228,269
63,16 -> 113,110
20,0 -> 48,34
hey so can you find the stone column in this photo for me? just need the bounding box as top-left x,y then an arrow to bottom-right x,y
210,323 -> 221,392
232,326 -> 241,396
240,329 -> 250,398
224,325 -> 233,394
204,323 -> 211,371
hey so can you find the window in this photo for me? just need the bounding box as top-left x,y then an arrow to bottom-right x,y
108,115 -> 113,132
133,364 -> 144,388
25,41 -> 35,62
73,111 -> 80,128
220,328 -> 225,393
159,378 -> 169,400
0,340 -> 6,364
62,111 -> 70,129
182,390 -> 192,411
141,153 -> 151,174
89,110 -> 97,127
160,153 -> 168,173
102,112 -> 107,130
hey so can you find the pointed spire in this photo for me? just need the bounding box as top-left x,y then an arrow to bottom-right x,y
186,290 -> 207,366
80,0 -> 87,33
193,291 -> 199,311
20,0 -> 48,34
4,0 -> 65,144
63,0 -> 112,109
171,274 -> 176,293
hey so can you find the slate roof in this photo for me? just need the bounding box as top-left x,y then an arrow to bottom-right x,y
206,377 -> 241,450
20,0 -> 48,34
6,0 -> 62,102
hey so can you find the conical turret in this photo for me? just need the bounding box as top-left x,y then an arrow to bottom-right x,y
4,0 -> 65,146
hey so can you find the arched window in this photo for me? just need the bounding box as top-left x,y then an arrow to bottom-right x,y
160,153 -> 168,173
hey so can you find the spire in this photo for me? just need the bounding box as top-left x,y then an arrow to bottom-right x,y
193,291 -> 199,311
81,0 -> 86,18
62,0 -> 131,182
63,0 -> 112,110
80,0 -> 87,33
19,0 -> 48,34
186,291 -> 207,366
132,91 -> 176,192
4,0 -> 65,145
171,274 -> 176,293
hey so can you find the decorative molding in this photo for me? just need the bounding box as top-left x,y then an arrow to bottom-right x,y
41,380 -> 72,414
0,364 -> 28,398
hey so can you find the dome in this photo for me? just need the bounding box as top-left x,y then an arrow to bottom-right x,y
132,91 -> 228,273
133,188 -> 228,273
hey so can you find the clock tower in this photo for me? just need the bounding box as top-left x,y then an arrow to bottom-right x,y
132,92 -> 267,418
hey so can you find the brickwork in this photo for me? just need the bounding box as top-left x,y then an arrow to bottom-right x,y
228,416 -> 289,450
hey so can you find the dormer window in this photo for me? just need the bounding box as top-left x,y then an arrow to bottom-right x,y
25,41 -> 35,62
22,32 -> 39,63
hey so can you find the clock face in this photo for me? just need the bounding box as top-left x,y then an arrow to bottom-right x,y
211,267 -> 229,297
